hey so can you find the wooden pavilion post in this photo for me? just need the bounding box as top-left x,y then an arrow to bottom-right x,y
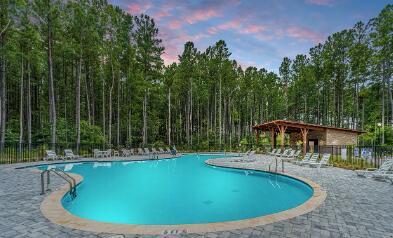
255,129 -> 259,144
270,128 -> 275,149
278,125 -> 287,151
300,128 -> 309,155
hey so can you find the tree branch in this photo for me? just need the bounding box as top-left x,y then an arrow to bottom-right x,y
0,20 -> 10,37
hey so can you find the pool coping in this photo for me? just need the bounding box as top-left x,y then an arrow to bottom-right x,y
38,157 -> 326,235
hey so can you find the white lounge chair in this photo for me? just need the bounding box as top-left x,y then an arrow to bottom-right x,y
308,153 -> 332,168
293,152 -> 311,165
355,159 -> 393,178
232,151 -> 256,162
159,147 -> 166,154
44,150 -> 60,161
276,149 -> 290,157
268,149 -> 278,156
281,149 -> 295,158
299,153 -> 319,166
64,149 -> 79,160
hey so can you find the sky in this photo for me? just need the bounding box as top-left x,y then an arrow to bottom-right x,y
109,0 -> 392,73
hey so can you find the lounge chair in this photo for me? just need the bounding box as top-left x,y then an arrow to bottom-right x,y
64,149 -> 79,160
44,150 -> 60,161
159,147 -> 166,154
298,153 -> 318,166
276,149 -> 290,157
308,153 -> 332,168
293,152 -> 311,165
232,151 -> 256,162
281,149 -> 295,158
355,159 -> 393,178
268,149 -> 278,156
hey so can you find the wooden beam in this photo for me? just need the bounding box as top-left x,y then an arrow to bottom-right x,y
255,129 -> 259,144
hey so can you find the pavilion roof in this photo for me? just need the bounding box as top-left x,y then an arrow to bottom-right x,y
252,120 -> 365,134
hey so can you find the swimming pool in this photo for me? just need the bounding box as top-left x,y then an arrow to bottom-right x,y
37,154 -> 313,225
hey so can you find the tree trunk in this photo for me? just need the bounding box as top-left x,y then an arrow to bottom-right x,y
19,56 -> 24,152
27,59 -> 31,147
116,71 -> 120,145
109,62 -> 114,145
85,64 -> 91,124
168,87 -> 171,145
387,76 -> 393,133
76,56 -> 81,152
101,67 -> 105,140
142,92 -> 147,145
47,0 -> 56,149
381,73 -> 385,145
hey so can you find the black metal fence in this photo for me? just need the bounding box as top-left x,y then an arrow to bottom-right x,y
1,142 -> 392,170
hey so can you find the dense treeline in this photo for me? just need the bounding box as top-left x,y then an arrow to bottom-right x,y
0,1 -> 392,149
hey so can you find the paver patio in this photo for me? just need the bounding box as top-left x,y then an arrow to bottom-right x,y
1,155 -> 393,238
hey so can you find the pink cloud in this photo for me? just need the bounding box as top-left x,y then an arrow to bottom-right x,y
185,8 -> 221,24
239,24 -> 267,34
168,20 -> 182,29
285,26 -> 324,43
153,10 -> 171,20
306,0 -> 334,6
207,18 -> 242,35
127,2 -> 152,14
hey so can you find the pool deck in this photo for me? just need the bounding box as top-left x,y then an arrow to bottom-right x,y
1,154 -> 393,237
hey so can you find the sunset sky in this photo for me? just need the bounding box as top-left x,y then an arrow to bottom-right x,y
109,0 -> 391,72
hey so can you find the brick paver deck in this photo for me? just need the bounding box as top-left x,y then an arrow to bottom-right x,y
1,155 -> 393,238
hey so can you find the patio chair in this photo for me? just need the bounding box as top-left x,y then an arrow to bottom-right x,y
44,150 -> 60,161
143,148 -> 150,155
64,149 -> 79,160
151,148 -> 159,154
121,149 -> 131,157
104,149 -> 112,157
137,148 -> 144,155
129,148 -> 135,155
299,153 -> 319,165
308,153 -> 332,168
355,159 -> 393,178
112,149 -> 119,157
159,147 -> 166,154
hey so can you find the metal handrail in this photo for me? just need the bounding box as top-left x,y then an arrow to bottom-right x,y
268,156 -> 285,173
40,169 -> 77,199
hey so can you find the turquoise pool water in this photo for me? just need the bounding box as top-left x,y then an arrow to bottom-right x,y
37,154 -> 313,225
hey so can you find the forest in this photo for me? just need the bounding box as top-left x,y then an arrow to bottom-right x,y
0,1 -> 392,150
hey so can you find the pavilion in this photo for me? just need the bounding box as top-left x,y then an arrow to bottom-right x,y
252,120 -> 364,154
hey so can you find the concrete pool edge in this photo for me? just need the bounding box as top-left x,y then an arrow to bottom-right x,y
39,158 -> 326,235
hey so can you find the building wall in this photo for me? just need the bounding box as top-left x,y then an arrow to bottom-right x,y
325,129 -> 358,145
309,131 -> 326,145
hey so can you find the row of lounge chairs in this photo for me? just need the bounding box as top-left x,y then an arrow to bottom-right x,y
93,147 -> 177,158
293,152 -> 332,168
269,148 -> 302,160
44,149 -> 80,161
